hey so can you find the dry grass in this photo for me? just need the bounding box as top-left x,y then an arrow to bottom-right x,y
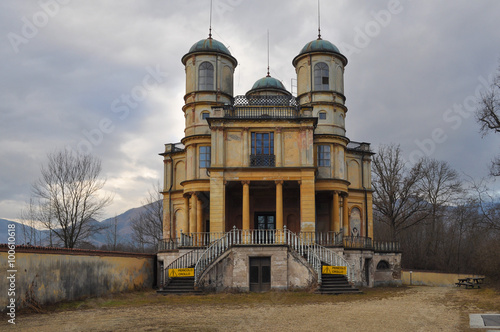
38,285 -> 408,313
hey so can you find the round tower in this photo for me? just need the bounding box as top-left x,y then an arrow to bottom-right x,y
181,37 -> 238,136
292,37 -> 347,136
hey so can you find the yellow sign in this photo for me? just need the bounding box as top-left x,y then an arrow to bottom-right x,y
322,265 -> 347,275
168,268 -> 194,278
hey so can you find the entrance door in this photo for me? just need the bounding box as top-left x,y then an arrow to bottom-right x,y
255,213 -> 275,230
255,213 -> 275,243
249,257 -> 271,292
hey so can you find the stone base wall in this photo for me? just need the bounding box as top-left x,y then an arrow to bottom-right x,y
158,246 -> 402,291
198,246 -> 316,292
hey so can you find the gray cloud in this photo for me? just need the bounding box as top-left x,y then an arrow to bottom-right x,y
1,0 -> 499,220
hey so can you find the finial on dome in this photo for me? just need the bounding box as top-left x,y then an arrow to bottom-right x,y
208,0 -> 213,39
267,29 -> 270,77
317,0 -> 322,39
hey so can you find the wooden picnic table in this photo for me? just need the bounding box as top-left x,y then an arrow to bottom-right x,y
456,277 -> 482,289
467,277 -> 485,284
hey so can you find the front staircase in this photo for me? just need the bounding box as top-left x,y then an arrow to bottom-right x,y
157,274 -> 202,295
158,228 -> 356,294
317,270 -> 360,294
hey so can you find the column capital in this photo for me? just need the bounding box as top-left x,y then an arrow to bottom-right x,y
243,127 -> 249,132
183,192 -> 192,198
275,180 -> 283,185
276,127 -> 282,133
241,180 -> 250,186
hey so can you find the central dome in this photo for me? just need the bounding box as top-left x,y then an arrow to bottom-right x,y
246,75 -> 291,97
251,76 -> 287,91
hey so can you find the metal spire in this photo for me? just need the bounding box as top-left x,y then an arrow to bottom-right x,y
209,0 -> 213,39
267,30 -> 270,77
317,0 -> 322,39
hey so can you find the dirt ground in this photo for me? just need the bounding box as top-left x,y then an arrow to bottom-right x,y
3,286 -> 499,331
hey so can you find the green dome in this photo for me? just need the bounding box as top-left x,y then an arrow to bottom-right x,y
188,38 -> 231,55
299,38 -> 341,55
182,37 -> 237,66
293,38 -> 347,66
251,76 -> 287,91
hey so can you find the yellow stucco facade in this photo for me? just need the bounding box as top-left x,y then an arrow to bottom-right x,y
161,36 -> 374,243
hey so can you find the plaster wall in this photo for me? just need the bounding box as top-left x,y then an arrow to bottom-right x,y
0,247 -> 154,309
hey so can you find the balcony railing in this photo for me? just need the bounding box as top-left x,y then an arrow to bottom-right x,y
224,107 -> 299,119
250,154 -> 275,167
158,230 -> 400,253
373,240 -> 401,252
233,95 -> 299,107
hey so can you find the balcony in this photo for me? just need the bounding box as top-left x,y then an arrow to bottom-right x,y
250,154 -> 275,167
158,230 -> 401,254
212,95 -> 306,119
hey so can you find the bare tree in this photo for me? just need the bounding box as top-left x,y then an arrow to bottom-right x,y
476,65 -> 500,175
372,144 -> 429,240
105,215 -> 120,251
468,177 -> 500,231
20,198 -> 43,246
419,158 -> 462,259
131,182 -> 163,252
31,149 -> 112,248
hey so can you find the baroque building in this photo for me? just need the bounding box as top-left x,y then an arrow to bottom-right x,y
158,32 -> 401,293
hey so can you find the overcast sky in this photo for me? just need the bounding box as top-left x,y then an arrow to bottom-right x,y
1,0 -> 500,221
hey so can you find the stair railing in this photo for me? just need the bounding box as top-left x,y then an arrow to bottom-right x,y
308,243 -> 354,282
194,228 -> 236,285
162,249 -> 204,288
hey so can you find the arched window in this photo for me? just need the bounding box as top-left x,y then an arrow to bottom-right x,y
198,62 -> 214,90
314,62 -> 329,91
377,260 -> 390,270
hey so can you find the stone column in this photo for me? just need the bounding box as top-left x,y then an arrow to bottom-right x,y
182,194 -> 190,236
242,181 -> 250,231
275,180 -> 283,230
209,171 -> 225,233
197,194 -> 203,233
276,128 -> 282,167
243,128 -> 249,166
333,191 -> 340,233
342,194 -> 349,235
299,176 -> 316,233
190,193 -> 197,233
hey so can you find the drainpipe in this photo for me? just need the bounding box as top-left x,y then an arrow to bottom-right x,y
361,151 -> 368,239
168,154 -> 174,241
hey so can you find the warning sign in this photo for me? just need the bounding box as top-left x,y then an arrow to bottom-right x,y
322,265 -> 347,275
168,268 -> 194,278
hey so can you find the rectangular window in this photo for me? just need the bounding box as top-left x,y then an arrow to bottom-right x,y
318,145 -> 331,166
319,112 -> 326,120
251,132 -> 274,155
199,146 -> 211,168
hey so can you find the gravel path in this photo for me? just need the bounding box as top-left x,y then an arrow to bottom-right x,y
4,287 -> 468,331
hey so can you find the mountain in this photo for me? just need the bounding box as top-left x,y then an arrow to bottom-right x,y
0,218 -> 44,245
91,204 -> 147,247
0,203 -> 153,248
